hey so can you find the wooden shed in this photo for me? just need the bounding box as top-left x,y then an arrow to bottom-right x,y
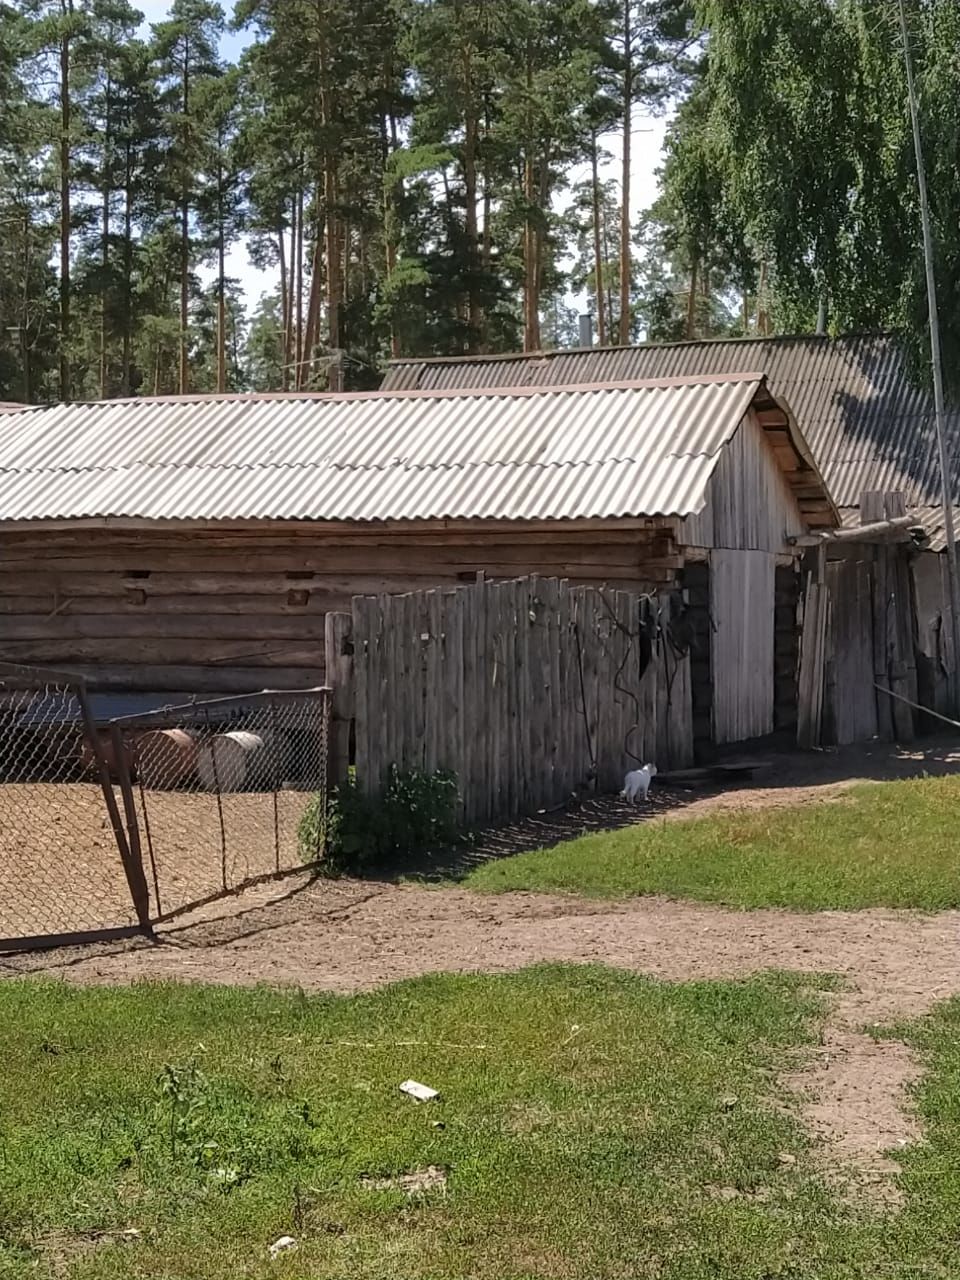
0,373 -> 835,750
385,333 -> 960,738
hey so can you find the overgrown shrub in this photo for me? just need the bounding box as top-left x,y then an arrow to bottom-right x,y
298,765 -> 459,875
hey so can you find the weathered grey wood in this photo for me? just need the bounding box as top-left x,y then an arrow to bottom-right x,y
543,577 -> 562,808
797,577 -> 826,748
421,590 -> 441,774
351,596 -> 370,791
824,558 -> 877,744
489,583 -> 504,817
0,638 -> 325,667
344,574 -> 696,822
45,663 -> 324,693
871,545 -> 895,741
367,594 -> 385,789
324,612 -> 354,785
710,549 -> 776,744
445,587 -> 465,818
0,614 -> 329,640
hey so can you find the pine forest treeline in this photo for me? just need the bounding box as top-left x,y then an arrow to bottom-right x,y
1,0 -> 959,401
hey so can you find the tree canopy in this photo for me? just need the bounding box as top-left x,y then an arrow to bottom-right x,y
0,0 -> 958,399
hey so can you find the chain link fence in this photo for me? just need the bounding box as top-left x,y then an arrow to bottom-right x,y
0,664 -> 143,949
0,669 -> 330,950
110,688 -> 330,921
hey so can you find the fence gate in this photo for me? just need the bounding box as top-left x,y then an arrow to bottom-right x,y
109,688 -> 330,923
0,664 -> 147,951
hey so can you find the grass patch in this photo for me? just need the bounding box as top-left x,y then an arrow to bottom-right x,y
463,775 -> 960,910
0,967 -> 874,1279
871,998 -> 960,1274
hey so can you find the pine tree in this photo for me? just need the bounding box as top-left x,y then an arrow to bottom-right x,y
152,0 -> 224,394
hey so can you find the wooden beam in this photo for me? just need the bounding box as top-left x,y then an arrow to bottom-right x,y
790,515 -> 920,546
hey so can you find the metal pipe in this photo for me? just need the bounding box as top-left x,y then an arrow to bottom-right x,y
898,0 -> 960,711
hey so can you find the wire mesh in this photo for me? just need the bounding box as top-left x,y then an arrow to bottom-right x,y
112,689 -> 330,921
0,672 -> 138,947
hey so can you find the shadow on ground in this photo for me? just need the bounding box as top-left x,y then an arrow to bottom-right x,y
2,733 -> 959,969
358,733 -> 960,883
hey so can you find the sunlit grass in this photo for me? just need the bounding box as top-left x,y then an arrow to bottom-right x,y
463,776 -> 960,910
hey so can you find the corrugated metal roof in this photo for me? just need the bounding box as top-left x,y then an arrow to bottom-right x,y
0,375 -> 790,524
383,334 -> 959,512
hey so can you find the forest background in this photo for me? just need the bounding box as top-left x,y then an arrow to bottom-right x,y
1,0 -> 957,401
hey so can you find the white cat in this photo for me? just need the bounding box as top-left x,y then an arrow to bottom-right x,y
621,763 -> 657,803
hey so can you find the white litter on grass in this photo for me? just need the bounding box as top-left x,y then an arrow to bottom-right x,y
399,1079 -> 439,1102
268,1235 -> 297,1259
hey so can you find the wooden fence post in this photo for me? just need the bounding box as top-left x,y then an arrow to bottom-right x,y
324,611 -> 354,786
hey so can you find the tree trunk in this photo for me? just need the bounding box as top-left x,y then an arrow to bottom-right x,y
302,213 -> 324,384
685,250 -> 698,339
21,208 -> 31,403
618,0 -> 632,347
321,120 -> 342,387
523,151 -> 539,351
294,177 -> 304,388
178,38 -> 190,396
600,192 -> 614,339
757,258 -> 769,336
381,106 -> 401,359
461,24 -> 479,350
482,102 -> 492,276
216,154 -> 226,393
122,145 -> 133,396
590,130 -> 606,346
278,214 -> 290,390
59,11 -> 72,402
100,69 -> 111,400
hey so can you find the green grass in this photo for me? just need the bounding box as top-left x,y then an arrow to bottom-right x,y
463,775 -> 960,910
0,968 -> 872,1280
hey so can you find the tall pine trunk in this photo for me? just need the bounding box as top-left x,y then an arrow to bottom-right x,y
122,145 -> 133,396
99,70 -> 111,399
59,8 -> 71,402
278,212 -> 291,390
590,130 -> 606,346
685,250 -> 698,339
294,178 -> 304,388
460,26 -> 479,351
178,38 -> 190,396
757,259 -> 769,336
216,152 -> 226,393
522,40 -> 539,352
618,0 -> 632,347
464,107 -> 480,349
302,211 -> 324,384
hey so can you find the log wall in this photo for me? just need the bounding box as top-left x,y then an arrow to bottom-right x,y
0,520 -> 682,692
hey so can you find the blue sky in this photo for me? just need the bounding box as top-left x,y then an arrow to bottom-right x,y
135,0 -> 669,321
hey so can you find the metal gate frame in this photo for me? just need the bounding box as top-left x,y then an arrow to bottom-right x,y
0,662 -> 150,953
108,687 -> 331,925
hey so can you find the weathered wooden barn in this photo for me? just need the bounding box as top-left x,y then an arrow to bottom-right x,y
384,334 -> 958,743
0,373 -> 835,752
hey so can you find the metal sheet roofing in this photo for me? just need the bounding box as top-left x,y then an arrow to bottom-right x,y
383,334 -> 960,515
0,374 -> 791,524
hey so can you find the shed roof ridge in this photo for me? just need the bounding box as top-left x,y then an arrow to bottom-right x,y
0,454 -> 686,478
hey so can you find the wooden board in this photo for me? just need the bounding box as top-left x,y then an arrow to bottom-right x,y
710,548 -> 776,745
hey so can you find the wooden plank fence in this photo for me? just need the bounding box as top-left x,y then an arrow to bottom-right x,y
328,575 -> 693,826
